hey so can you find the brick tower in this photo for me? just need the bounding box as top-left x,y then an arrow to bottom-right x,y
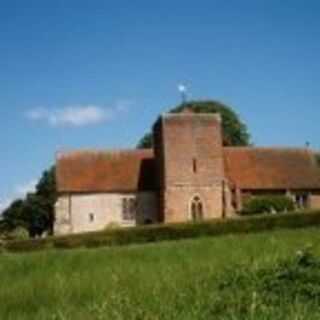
153,112 -> 225,223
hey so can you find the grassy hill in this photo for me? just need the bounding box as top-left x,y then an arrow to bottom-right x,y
1,227 -> 320,319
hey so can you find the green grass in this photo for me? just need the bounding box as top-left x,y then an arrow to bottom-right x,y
1,227 -> 320,319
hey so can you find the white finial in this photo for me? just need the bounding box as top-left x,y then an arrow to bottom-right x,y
178,84 -> 186,93
178,83 -> 187,104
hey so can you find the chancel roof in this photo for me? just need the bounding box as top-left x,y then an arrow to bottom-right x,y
224,147 -> 320,190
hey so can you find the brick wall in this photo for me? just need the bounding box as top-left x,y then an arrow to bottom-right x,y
154,113 -> 225,222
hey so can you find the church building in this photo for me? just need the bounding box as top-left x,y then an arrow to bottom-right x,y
54,112 -> 320,235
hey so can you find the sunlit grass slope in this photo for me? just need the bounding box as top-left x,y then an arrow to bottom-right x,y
1,227 -> 320,319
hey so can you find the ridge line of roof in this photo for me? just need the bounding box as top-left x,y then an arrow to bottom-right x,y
223,146 -> 313,152
161,113 -> 221,119
56,148 -> 153,159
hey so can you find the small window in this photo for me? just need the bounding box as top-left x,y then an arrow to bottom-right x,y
122,197 -> 136,221
89,213 -> 94,223
192,158 -> 197,173
295,194 -> 309,209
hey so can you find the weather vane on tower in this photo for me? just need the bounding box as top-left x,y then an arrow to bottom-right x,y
178,83 -> 187,106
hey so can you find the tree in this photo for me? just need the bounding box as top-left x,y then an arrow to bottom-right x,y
137,133 -> 154,149
1,166 -> 57,237
2,199 -> 25,231
137,100 -> 250,148
35,166 -> 57,233
315,152 -> 320,166
20,194 -> 50,237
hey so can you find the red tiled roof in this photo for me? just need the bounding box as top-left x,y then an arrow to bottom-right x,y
223,147 -> 320,190
56,149 -> 155,193
57,147 -> 320,193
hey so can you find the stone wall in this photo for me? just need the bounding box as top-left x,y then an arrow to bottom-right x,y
54,192 -> 157,235
54,195 -> 72,235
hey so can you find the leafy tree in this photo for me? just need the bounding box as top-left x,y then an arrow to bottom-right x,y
1,166 -> 57,237
315,152 -> 320,166
2,199 -> 25,230
137,100 -> 250,148
35,166 -> 57,233
137,133 -> 154,149
20,194 -> 50,237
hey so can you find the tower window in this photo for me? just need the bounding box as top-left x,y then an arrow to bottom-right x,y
192,158 -> 197,173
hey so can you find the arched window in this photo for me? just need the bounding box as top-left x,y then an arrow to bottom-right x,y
190,195 -> 204,220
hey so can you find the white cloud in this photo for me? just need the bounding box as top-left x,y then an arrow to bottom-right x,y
25,101 -> 133,127
26,106 -> 110,127
0,179 -> 37,214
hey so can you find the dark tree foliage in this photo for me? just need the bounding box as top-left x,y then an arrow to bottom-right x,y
2,199 -> 25,230
137,100 -> 250,148
315,152 -> 320,166
137,133 -> 154,150
20,194 -> 50,237
35,166 -> 57,233
1,166 -> 57,237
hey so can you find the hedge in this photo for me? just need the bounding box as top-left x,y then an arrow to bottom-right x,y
2,210 -> 320,253
242,195 -> 295,215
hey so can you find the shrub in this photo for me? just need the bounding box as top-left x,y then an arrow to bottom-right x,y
5,227 -> 29,241
242,195 -> 295,215
212,247 -> 320,317
3,210 -> 320,253
105,222 -> 122,230
3,237 -> 49,252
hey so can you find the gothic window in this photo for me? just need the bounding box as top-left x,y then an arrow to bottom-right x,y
190,195 -> 204,220
122,197 -> 136,220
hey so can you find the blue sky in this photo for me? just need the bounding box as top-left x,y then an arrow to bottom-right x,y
0,0 -> 320,211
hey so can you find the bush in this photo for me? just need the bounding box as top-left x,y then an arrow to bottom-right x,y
212,247 -> 320,317
4,227 -> 29,241
105,222 -> 121,230
242,195 -> 295,215
3,210 -> 320,253
3,237 -> 49,252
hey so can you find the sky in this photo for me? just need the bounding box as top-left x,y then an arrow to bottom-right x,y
0,0 -> 320,211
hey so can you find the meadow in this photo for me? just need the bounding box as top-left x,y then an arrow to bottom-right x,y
1,227 -> 320,319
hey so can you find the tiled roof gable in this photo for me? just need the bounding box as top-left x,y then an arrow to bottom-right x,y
223,147 -> 320,190
56,149 -> 155,193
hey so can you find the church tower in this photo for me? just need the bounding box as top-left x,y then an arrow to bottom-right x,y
153,112 -> 225,223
